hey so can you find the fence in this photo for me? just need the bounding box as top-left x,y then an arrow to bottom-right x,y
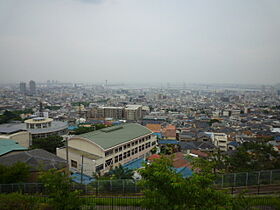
0,183 -> 44,194
0,180 -> 142,195
214,169 -> 280,188
1,170 -> 280,195
84,179 -> 142,195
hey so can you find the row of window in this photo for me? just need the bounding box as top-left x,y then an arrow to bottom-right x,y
105,135 -> 152,156
112,142 -> 152,164
72,141 -> 157,172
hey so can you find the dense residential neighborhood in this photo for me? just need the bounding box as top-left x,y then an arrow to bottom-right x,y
1,0 -> 280,208
0,81 -> 280,208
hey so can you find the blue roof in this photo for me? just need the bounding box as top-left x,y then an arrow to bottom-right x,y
153,132 -> 162,138
123,158 -> 145,170
275,136 -> 280,141
68,126 -> 78,130
228,141 -> 239,147
174,167 -> 193,178
71,172 -> 95,185
158,139 -> 179,144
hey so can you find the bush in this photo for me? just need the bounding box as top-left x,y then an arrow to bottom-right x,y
0,193 -> 39,210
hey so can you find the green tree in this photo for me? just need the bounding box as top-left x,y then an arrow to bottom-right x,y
39,169 -> 81,210
72,124 -> 109,135
106,165 -> 134,179
31,135 -> 64,154
0,162 -> 30,184
0,110 -> 22,124
0,192 -> 39,210
226,142 -> 280,172
138,156 -> 232,210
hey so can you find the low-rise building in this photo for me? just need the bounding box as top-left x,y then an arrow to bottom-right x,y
57,123 -> 157,176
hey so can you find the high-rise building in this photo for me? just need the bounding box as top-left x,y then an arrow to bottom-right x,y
29,80 -> 36,95
19,82 -> 27,94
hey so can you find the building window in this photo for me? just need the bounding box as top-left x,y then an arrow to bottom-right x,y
124,145 -> 127,150
96,164 -> 104,172
127,151 -> 131,157
105,159 -> 113,167
139,146 -> 142,152
123,152 -> 127,159
105,150 -> 113,156
115,156 -> 119,163
135,147 -> 138,153
115,148 -> 118,153
71,160 -> 77,168
119,154 -> 123,161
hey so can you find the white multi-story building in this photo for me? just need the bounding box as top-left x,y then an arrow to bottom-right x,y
212,133 -> 228,151
57,123 -> 157,176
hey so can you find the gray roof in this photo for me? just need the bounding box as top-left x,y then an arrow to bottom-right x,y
0,121 -> 68,135
0,149 -> 67,171
179,141 -> 216,150
0,123 -> 27,134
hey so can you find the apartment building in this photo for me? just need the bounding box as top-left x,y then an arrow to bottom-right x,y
88,105 -> 143,121
212,133 -> 228,151
124,105 -> 142,121
57,123 -> 157,176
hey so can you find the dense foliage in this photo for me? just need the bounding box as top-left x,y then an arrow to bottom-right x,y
31,135 -> 64,154
138,156 -> 236,210
0,110 -> 21,124
0,162 -> 30,184
226,142 -> 280,172
72,124 -> 109,135
39,169 -> 81,210
0,193 -> 39,210
0,109 -> 32,124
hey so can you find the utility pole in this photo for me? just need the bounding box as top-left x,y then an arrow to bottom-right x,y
80,155 -> 84,184
65,135 -> 69,175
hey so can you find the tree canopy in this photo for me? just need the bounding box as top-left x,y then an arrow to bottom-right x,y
39,169 -> 81,210
138,156 -> 234,210
71,124 -> 109,135
31,135 -> 64,154
0,162 -> 30,184
226,142 -> 280,172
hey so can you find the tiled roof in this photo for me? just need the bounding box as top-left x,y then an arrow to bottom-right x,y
0,149 -> 67,171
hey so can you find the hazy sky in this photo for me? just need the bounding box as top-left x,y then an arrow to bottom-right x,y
0,0 -> 280,84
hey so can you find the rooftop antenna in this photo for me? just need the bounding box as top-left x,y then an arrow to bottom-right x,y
39,101 -> 44,117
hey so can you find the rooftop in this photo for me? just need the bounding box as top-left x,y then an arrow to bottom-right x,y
0,139 -> 28,156
78,123 -> 152,150
0,149 -> 67,171
0,121 -> 68,135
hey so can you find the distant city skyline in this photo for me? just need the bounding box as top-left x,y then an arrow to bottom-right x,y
0,0 -> 280,85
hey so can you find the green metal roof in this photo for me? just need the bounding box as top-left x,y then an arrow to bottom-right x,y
0,139 -> 28,156
79,123 -> 152,150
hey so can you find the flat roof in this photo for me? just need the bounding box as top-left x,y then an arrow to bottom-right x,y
0,121 -> 67,135
78,123 -> 152,150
